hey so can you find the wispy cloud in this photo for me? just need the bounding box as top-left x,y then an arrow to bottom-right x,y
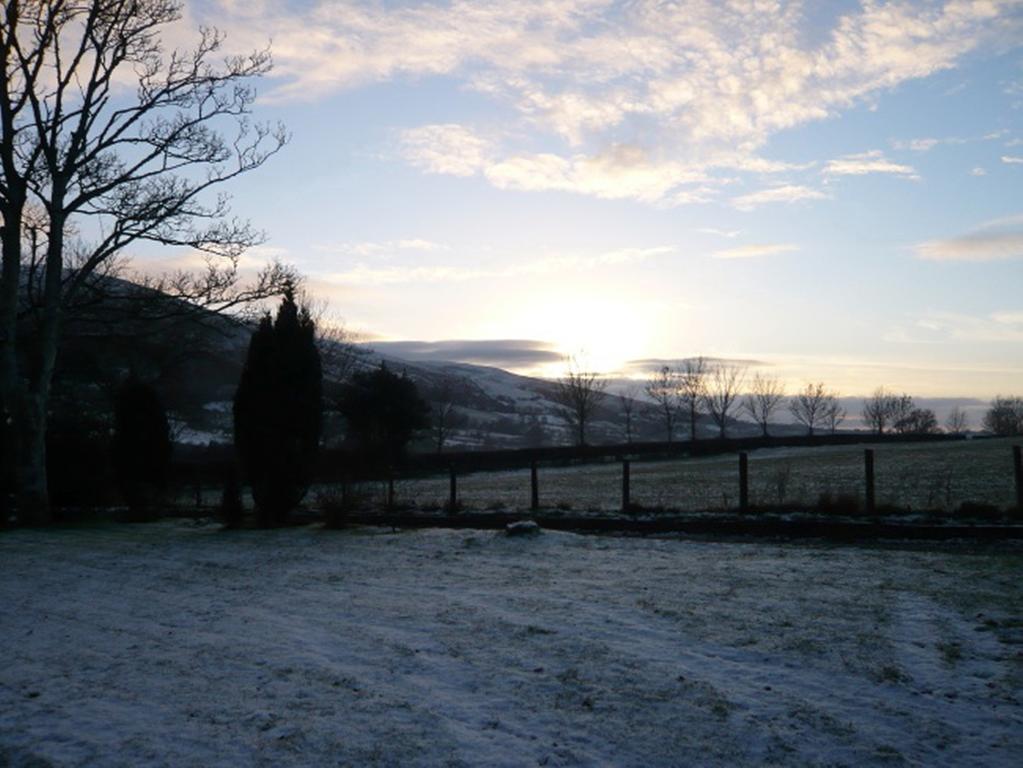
710,243 -> 798,260
192,0 -> 1023,205
731,185 -> 827,211
323,244 -> 677,285
915,214 -> 1023,262
314,239 -> 449,257
372,339 -> 562,367
889,311 -> 1023,344
1002,155 -> 1023,165
399,124 -> 491,177
697,227 -> 741,239
824,150 -> 918,179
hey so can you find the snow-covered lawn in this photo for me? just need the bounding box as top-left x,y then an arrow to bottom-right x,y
2,522 -> 1021,766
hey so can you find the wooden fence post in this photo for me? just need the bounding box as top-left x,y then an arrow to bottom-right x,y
865,449 -> 876,514
622,459 -> 631,512
530,461 -> 539,511
1013,445 -> 1022,515
448,465 -> 457,512
738,452 -> 749,512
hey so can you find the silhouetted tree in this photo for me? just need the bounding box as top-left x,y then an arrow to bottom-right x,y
945,406 -> 969,435
0,0 -> 289,522
432,380 -> 457,453
645,366 -> 679,443
678,357 -> 708,441
862,387 -> 899,434
743,373 -> 785,437
338,363 -> 430,464
897,407 -> 939,435
789,382 -> 831,436
704,364 -> 747,439
110,376 -> 172,518
233,289 -> 322,527
618,384 -> 641,443
890,394 -> 917,434
823,395 -> 846,434
552,356 -> 607,446
982,396 -> 1023,436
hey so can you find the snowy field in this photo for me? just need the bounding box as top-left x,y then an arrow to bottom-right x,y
2,522 -> 1022,767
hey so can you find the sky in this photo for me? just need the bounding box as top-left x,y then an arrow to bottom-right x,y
156,0 -> 1023,397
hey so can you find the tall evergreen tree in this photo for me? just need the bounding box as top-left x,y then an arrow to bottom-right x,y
233,289 -> 322,527
111,376 -> 173,519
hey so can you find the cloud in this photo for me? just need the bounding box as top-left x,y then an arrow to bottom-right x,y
482,145 -> 714,203
314,239 -> 449,257
991,310 -> 1023,325
914,215 -> 1023,262
970,167 -> 987,176
710,243 -> 798,260
371,339 -> 562,368
888,312 -> 1023,343
625,356 -> 765,373
894,138 -> 941,152
399,124 -> 491,176
1002,155 -> 1023,165
322,244 -> 676,285
697,227 -> 741,239
731,184 -> 827,211
824,150 -> 918,179
191,0 -> 1023,205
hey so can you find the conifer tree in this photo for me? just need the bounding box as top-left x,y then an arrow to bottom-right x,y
233,289 -> 322,527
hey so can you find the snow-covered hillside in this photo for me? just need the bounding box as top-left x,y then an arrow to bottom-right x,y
2,523 -> 1020,766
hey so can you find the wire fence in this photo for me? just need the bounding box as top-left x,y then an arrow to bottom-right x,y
282,438 -> 1022,519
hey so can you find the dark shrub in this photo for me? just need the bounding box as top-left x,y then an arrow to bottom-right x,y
111,377 -> 172,520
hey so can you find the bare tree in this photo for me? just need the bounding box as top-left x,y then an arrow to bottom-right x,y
789,382 -> 831,436
890,394 -> 917,434
823,395 -> 846,434
317,322 -> 369,386
617,383 -> 641,444
677,356 -> 708,441
945,406 -> 969,435
0,1 -> 289,520
552,356 -> 607,446
742,373 -> 785,437
431,380 -> 457,453
862,387 -> 899,434
704,363 -> 747,439
645,366 -> 679,443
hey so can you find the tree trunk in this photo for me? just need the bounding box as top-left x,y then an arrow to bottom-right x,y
17,392 -> 51,524
16,211 -> 67,524
0,206 -> 25,521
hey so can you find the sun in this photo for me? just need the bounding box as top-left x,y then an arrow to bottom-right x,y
518,295 -> 655,377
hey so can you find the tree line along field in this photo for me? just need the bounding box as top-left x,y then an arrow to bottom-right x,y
321,438 -> 1021,517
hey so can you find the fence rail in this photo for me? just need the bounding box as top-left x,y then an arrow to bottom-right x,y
168,438 -> 1023,522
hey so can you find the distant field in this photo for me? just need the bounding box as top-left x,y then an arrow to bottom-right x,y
349,438 -> 1021,515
